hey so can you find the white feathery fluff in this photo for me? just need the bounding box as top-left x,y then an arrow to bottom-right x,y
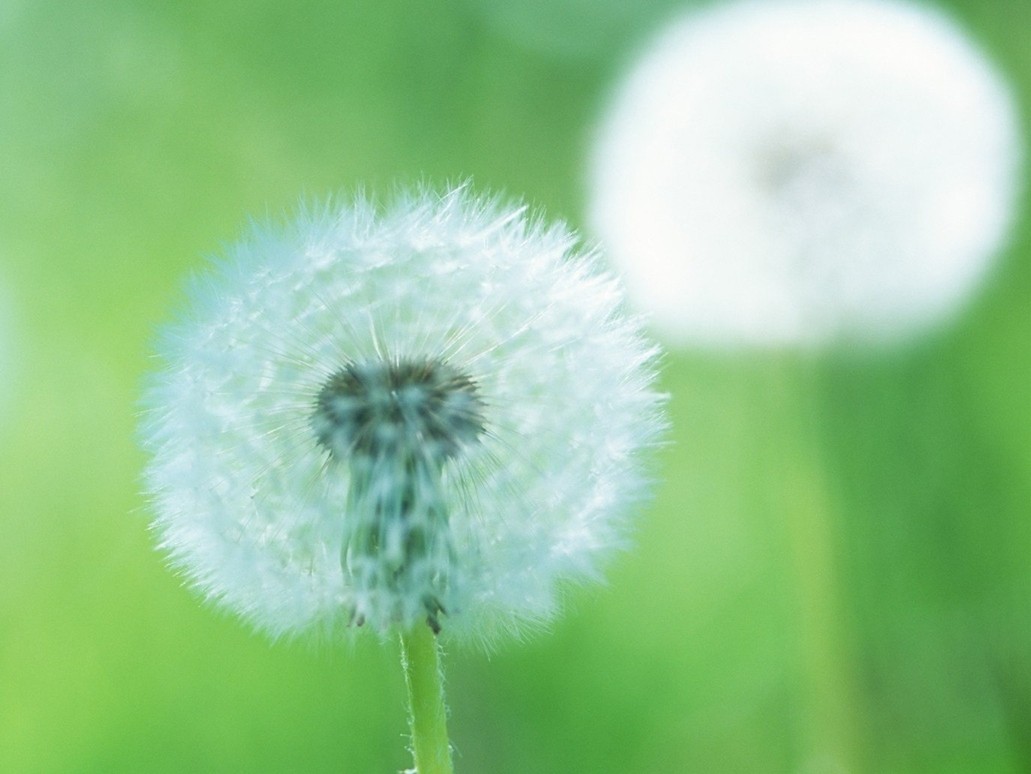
140,185 -> 665,646
588,0 -> 1022,347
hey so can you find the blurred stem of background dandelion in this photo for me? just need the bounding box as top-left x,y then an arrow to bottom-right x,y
667,354 -> 864,770
764,355 -> 861,772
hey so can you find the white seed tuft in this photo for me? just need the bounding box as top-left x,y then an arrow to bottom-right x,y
139,185 -> 665,645
589,0 -> 1022,347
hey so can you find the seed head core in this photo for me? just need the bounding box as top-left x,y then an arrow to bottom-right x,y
313,358 -> 485,462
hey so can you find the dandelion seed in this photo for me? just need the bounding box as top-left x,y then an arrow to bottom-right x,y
588,0 -> 1022,347
140,185 -> 664,646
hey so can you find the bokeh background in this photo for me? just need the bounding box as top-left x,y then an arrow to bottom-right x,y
1,0 -> 1028,771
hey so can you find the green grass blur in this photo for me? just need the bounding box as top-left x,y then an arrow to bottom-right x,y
1,0 -> 1028,771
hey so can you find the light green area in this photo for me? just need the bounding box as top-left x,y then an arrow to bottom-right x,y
0,0 -> 1029,771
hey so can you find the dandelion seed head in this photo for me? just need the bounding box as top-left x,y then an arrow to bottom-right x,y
313,359 -> 485,463
140,185 -> 664,646
588,0 -> 1022,347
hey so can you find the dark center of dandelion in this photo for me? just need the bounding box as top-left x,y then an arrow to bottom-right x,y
313,358 -> 485,462
311,357 -> 485,633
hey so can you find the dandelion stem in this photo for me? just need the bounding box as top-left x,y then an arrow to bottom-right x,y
400,624 -> 454,774
771,357 -> 861,772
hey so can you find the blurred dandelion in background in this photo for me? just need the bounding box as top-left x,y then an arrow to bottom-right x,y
588,0 -> 1022,348
586,1 -> 1024,770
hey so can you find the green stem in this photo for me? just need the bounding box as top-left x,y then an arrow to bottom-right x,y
400,624 -> 454,774
770,357 -> 861,772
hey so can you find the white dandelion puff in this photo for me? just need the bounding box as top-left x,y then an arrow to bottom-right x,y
140,185 -> 665,646
588,0 -> 1022,347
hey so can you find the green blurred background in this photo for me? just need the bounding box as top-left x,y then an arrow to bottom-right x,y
1,0 -> 1029,771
